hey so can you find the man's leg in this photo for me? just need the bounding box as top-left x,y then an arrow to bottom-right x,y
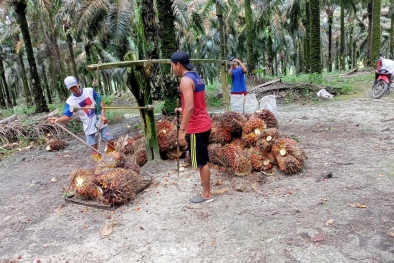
200,164 -> 212,199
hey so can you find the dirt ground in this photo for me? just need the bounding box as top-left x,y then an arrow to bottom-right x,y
1,86 -> 394,263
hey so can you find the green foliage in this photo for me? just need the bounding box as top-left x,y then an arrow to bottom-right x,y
205,82 -> 223,108
291,135 -> 300,143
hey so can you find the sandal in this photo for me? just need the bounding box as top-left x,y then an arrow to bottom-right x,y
189,194 -> 214,204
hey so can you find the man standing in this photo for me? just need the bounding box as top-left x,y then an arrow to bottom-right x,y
48,76 -> 115,162
228,56 -> 248,95
171,51 -> 213,203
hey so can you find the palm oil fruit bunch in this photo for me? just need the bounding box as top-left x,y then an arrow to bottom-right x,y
95,168 -> 141,205
96,151 -> 126,170
271,137 -> 306,174
252,109 -> 279,129
156,120 -> 175,152
70,169 -> 98,199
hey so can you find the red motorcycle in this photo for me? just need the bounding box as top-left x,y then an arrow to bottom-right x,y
372,55 -> 394,99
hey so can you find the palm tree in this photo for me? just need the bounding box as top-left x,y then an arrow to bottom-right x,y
371,0 -> 381,61
309,0 -> 321,74
6,0 -> 49,112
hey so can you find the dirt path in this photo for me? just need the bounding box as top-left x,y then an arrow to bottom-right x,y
1,92 -> 394,263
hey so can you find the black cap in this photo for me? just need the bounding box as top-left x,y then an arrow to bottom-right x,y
171,51 -> 194,70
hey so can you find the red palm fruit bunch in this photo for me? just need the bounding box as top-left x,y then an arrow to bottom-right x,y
94,168 -> 141,205
256,128 -> 280,153
244,147 -> 264,171
208,143 -> 224,166
271,137 -> 306,174
122,134 -> 144,155
45,139 -> 66,151
219,111 -> 247,137
241,118 -> 266,146
96,151 -> 126,169
70,169 -> 98,199
156,120 -> 175,152
123,155 -> 141,174
229,138 -> 246,151
133,148 -> 147,167
252,109 -> 279,129
209,116 -> 232,145
219,144 -> 252,176
260,152 -> 276,171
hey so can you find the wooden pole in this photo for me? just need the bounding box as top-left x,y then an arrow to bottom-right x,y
220,62 -> 230,111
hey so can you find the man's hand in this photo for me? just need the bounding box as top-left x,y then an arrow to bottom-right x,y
174,107 -> 182,115
178,130 -> 187,146
101,115 -> 108,125
48,117 -> 58,124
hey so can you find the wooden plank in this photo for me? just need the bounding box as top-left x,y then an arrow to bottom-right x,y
86,59 -> 237,70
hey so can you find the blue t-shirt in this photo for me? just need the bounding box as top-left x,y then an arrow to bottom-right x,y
229,66 -> 247,92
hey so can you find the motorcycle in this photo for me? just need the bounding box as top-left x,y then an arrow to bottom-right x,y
371,55 -> 394,99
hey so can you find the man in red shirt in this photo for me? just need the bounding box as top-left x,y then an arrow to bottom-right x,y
171,51 -> 213,203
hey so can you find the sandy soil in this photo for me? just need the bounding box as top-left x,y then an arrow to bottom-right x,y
1,88 -> 394,263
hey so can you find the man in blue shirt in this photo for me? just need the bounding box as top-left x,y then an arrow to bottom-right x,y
228,56 -> 248,95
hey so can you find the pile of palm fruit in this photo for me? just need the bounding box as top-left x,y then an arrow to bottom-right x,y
69,136 -> 147,205
156,110 -> 306,176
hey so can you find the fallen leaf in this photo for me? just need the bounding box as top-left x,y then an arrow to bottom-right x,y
326,219 -> 334,226
212,187 -> 229,195
349,203 -> 368,208
100,224 -> 113,238
311,233 -> 325,242
388,232 -> 394,237
215,179 -> 223,186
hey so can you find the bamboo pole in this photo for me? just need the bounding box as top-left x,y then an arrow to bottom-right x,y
86,59 -> 237,70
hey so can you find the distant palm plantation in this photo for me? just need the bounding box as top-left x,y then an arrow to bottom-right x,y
0,0 -> 392,114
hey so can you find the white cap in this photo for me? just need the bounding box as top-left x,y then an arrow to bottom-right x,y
64,76 -> 79,89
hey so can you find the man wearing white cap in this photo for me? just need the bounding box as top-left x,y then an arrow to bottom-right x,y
48,76 -> 115,162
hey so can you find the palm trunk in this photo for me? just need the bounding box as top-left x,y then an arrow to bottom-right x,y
340,1 -> 345,70
304,2 -> 311,73
14,0 -> 48,113
366,1 -> 373,66
42,66 -> 52,104
390,14 -> 394,58
310,0 -> 321,74
371,0 -> 381,62
245,0 -> 254,73
157,0 -> 179,115
0,56 -> 12,108
327,11 -> 334,72
67,33 -> 79,79
17,50 -> 32,107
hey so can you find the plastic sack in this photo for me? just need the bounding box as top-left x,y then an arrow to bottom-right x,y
244,94 -> 259,114
259,95 -> 278,117
230,94 -> 245,113
316,88 -> 334,99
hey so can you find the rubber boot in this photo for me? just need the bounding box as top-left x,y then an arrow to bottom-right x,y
92,152 -> 102,162
105,140 -> 116,154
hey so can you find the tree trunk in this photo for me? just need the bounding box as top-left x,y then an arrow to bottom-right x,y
157,0 -> 179,115
0,55 -> 12,108
348,22 -> 354,70
0,80 -> 6,108
216,2 -> 226,60
340,0 -> 346,70
14,0 -> 49,113
67,33 -> 79,79
327,10 -> 334,72
125,53 -> 160,162
371,0 -> 381,64
17,49 -> 33,107
304,2 -> 311,73
42,66 -> 52,104
245,0 -> 255,73
310,0 -> 321,74
390,13 -> 394,58
366,1 -> 373,66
